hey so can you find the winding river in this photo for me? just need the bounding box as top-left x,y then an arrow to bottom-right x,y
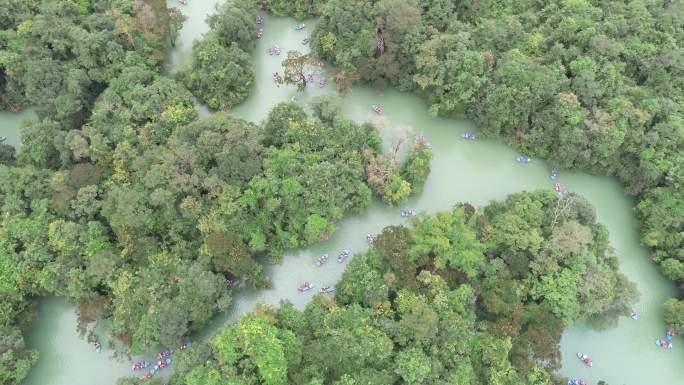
12,2 -> 683,384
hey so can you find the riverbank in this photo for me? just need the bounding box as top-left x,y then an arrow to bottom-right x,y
17,5 -> 684,385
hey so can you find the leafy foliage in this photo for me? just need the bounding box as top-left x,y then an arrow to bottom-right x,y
169,191 -> 633,385
312,0 -> 683,330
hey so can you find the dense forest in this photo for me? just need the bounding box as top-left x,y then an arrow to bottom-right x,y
127,190 -> 635,385
301,0 -> 684,341
0,0 -> 680,384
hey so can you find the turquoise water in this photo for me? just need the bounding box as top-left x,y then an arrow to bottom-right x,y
15,4 -> 683,385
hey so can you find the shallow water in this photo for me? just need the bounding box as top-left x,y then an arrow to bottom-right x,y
16,2 -> 684,385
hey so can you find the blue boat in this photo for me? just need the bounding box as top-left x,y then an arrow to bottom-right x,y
337,249 -> 350,263
302,37 -> 310,45
549,169 -> 558,180
460,132 -> 476,140
516,156 -> 531,163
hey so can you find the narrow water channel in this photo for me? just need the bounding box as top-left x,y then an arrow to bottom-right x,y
15,2 -> 684,385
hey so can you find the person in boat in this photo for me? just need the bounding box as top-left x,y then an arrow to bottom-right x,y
667,329 -> 676,340
178,0 -> 188,5
256,15 -> 263,24
307,73 -> 314,82
372,104 -> 383,114
302,37 -> 310,45
549,169 -> 558,180
295,23 -> 306,31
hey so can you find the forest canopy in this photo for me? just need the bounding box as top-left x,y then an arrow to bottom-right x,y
163,190 -> 636,385
307,0 -> 684,335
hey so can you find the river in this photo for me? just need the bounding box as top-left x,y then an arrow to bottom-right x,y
13,2 -> 683,385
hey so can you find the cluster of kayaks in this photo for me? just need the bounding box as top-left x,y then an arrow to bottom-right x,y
401,209 -> 416,217
576,352 -> 593,367
315,249 -> 349,264
656,329 -> 677,349
134,343 -> 190,381
297,282 -> 336,294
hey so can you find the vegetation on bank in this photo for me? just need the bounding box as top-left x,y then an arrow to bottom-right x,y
176,0 -> 257,110
141,190 -> 635,385
0,1 -> 679,384
305,0 -> 684,334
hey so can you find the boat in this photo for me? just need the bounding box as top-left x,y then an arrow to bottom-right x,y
554,182 -> 564,193
321,286 -> 335,293
516,156 -> 532,163
266,45 -> 274,55
316,254 -> 329,266
132,361 -> 150,371
401,209 -> 416,217
656,339 -> 673,348
667,329 -> 676,340
256,28 -> 264,39
576,352 -> 593,367
178,0 -> 188,5
0,136 -> 7,142
298,282 -> 314,292
294,23 -> 306,31
549,169 -> 558,180
460,132 -> 476,140
256,15 -> 263,24
273,44 -> 281,55
415,134 -> 432,149
372,104 -> 383,114
366,234 -> 375,245
273,72 -> 282,82
337,249 -> 350,263
630,307 -> 638,320
567,380 -> 586,385
302,37 -> 310,45
318,78 -> 326,88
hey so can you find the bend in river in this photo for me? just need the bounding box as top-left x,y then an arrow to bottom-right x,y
15,3 -> 684,385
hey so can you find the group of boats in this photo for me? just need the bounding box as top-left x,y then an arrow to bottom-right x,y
133,343 -> 189,381
656,329 -> 677,349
